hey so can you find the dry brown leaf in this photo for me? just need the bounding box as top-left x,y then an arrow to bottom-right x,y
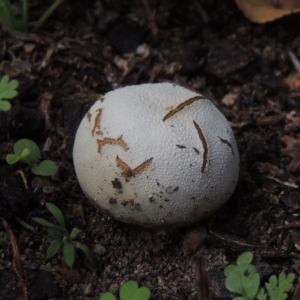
285,72 -> 300,90
235,0 -> 300,23
286,112 -> 300,124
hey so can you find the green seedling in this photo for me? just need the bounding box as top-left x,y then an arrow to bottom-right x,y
0,0 -> 63,32
224,251 -> 295,300
6,139 -> 58,176
33,202 -> 95,268
0,75 -> 19,111
99,280 -> 151,300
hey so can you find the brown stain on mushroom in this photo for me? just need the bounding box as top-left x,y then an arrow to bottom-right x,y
218,136 -> 235,156
111,178 -> 122,189
116,156 -> 153,178
86,111 -> 92,122
97,136 -> 129,153
176,144 -> 186,149
91,109 -> 103,136
163,96 -> 205,121
193,121 -> 208,173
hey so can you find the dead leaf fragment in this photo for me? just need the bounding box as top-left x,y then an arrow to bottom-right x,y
285,72 -> 300,90
282,135 -> 300,174
221,93 -> 238,107
235,0 -> 300,23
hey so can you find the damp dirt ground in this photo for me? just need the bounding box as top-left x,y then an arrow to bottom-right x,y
1,0 -> 300,299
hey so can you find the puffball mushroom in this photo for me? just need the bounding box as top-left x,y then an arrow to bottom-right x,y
73,83 -> 239,228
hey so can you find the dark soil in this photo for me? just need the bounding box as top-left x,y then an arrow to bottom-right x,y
1,0 -> 300,299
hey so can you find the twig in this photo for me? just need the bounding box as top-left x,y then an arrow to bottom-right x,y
140,0 -> 158,36
265,175 -> 298,188
192,0 -> 210,23
1,217 -> 28,300
15,169 -> 29,190
194,253 -> 210,300
277,221 -> 300,230
288,50 -> 300,74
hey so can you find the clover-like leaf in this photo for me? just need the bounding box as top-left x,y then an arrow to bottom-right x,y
31,160 -> 58,176
0,75 -> 19,101
241,271 -> 260,298
256,287 -> 267,300
63,241 -> 75,268
237,251 -> 253,265
6,153 -> 21,165
265,272 -> 295,300
120,281 -> 150,300
99,292 -> 117,300
0,100 -> 11,111
120,280 -> 139,300
225,264 -> 257,296
132,287 -> 150,300
14,139 -> 40,165
224,264 -> 238,276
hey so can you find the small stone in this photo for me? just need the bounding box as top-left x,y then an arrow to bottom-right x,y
93,244 -> 106,256
84,283 -> 94,296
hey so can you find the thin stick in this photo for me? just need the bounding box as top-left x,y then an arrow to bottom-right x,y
22,0 -> 28,28
33,0 -> 63,32
140,0 -> 158,36
1,217 -> 28,300
288,50 -> 300,74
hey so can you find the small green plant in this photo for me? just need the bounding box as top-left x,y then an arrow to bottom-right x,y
0,0 -> 63,32
99,280 -> 151,300
0,75 -> 19,111
224,251 -> 295,300
6,138 -> 58,176
33,202 -> 95,268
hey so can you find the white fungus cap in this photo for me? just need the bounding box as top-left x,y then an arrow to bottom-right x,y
73,83 -> 239,228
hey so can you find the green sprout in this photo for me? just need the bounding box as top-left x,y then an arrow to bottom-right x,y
33,202 -> 95,268
99,280 -> 151,300
0,75 -> 19,111
6,139 -> 58,176
0,0 -> 63,32
224,251 -> 295,300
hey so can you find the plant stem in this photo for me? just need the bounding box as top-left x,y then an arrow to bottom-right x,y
33,0 -> 62,32
22,0 -> 28,29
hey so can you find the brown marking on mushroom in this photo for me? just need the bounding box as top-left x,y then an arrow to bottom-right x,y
108,197 -> 117,204
99,96 -> 105,102
163,96 -> 205,121
116,156 -> 153,178
193,120 -> 208,173
111,178 -> 122,189
121,200 -> 128,206
176,144 -> 186,149
86,111 -> 92,122
193,147 -> 200,154
91,109 -> 103,136
97,136 -> 128,153
217,136 -> 235,156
